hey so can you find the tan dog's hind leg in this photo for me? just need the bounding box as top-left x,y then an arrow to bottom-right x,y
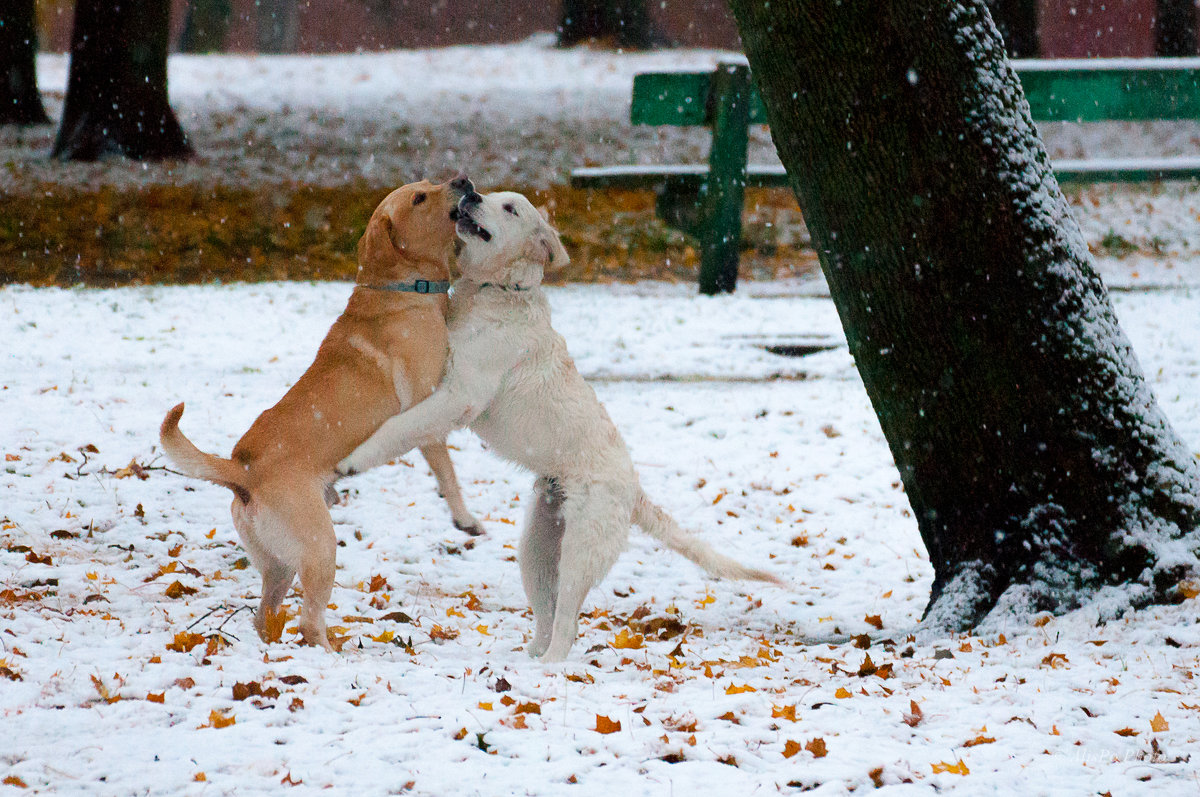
520,476 -> 566,658
232,498 -> 297,643
419,442 -> 483,536
538,481 -> 632,663
247,483 -> 337,651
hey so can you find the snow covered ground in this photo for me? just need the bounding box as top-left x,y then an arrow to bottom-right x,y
2,264 -> 1198,794
3,36 -> 1200,796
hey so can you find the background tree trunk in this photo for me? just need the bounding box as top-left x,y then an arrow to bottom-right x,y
0,0 -> 50,126
256,0 -> 301,53
1155,0 -> 1199,56
558,0 -> 665,49
985,0 -> 1039,57
180,0 -> 233,54
52,0 -> 191,161
726,0 -> 1200,630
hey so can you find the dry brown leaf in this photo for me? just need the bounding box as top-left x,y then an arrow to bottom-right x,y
963,735 -> 995,747
1150,712 -> 1169,733
782,740 -> 803,759
903,699 -> 924,727
864,614 -> 883,630
166,631 -> 207,653
611,628 -> 644,650
805,738 -> 828,758
931,760 -> 969,775
595,715 -> 622,734
200,709 -> 235,729
163,580 -> 197,600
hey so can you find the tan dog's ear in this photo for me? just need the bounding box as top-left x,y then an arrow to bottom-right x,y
357,212 -> 397,273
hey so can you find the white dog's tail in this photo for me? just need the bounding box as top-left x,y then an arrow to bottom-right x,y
632,491 -> 782,584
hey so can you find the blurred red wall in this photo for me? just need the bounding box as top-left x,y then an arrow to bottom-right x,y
1038,0 -> 1157,57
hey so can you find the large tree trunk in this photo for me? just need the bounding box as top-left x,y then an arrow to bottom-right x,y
52,0 -> 192,161
726,0 -> 1200,630
0,0 -> 50,126
558,0 -> 664,49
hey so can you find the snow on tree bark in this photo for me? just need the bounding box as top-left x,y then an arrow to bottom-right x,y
726,0 -> 1200,630
51,0 -> 192,161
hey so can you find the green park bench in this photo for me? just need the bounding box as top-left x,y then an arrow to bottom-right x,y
571,59 -> 1200,294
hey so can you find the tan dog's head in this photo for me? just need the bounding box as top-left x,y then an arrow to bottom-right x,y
454,190 -> 569,288
357,177 -> 474,284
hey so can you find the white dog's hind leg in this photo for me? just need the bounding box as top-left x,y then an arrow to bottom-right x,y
520,476 -> 566,657
538,481 -> 632,662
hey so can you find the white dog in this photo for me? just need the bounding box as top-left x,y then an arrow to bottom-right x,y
339,189 -> 780,661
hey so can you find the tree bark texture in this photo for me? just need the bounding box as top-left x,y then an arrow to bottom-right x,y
52,0 -> 192,161
558,0 -> 663,48
0,0 -> 50,126
726,0 -> 1200,630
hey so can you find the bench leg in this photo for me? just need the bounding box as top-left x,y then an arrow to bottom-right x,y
698,63 -> 752,295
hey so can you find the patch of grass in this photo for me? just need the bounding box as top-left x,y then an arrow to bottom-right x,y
1099,229 -> 1139,258
2,183 -> 818,287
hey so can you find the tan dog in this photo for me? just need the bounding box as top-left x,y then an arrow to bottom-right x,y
159,177 -> 481,650
339,189 -> 780,661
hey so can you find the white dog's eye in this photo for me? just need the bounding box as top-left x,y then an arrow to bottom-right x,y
503,203 -> 518,216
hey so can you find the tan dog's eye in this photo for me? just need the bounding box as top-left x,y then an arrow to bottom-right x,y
412,193 -> 427,206
503,203 -> 518,216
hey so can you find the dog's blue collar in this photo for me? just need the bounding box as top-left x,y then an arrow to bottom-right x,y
363,279 -> 450,294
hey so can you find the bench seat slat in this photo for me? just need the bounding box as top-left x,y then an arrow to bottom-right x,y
631,62 -> 1200,126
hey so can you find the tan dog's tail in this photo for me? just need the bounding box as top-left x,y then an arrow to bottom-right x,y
159,403 -> 252,503
632,490 -> 782,584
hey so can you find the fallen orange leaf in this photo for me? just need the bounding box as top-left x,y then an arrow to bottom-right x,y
931,760 -> 969,775
595,715 -> 622,734
200,709 -> 235,729
612,628 -> 644,650
805,738 -> 828,758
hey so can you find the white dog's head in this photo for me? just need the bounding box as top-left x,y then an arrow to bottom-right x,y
455,190 -> 569,288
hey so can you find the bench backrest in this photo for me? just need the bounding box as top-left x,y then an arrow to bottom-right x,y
631,58 -> 1200,126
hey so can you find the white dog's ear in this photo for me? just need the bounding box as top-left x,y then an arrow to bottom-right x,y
357,212 -> 398,274
526,225 -> 570,272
